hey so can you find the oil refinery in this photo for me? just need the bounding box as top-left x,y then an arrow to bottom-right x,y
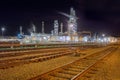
0,7 -> 118,44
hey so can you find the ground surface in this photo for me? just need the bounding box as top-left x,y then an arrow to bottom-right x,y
86,47 -> 120,80
0,46 -> 119,80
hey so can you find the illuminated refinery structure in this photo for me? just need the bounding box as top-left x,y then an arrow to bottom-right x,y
54,20 -> 59,35
15,7 -> 117,44
19,7 -> 78,44
0,7 -> 117,44
59,7 -> 77,34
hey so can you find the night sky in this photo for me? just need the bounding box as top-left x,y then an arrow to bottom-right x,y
0,0 -> 120,36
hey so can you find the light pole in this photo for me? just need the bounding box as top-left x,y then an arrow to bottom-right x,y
1,27 -> 5,38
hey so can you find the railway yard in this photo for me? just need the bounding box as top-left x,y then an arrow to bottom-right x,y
0,43 -> 120,80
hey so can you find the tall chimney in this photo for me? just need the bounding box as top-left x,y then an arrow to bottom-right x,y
60,23 -> 63,34
20,26 -> 22,34
42,21 -> 44,34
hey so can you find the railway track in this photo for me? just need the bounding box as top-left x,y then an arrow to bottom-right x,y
0,48 -> 69,58
29,47 -> 117,80
0,48 -> 76,69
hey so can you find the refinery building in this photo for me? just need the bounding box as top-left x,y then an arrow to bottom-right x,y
18,8 -> 117,44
